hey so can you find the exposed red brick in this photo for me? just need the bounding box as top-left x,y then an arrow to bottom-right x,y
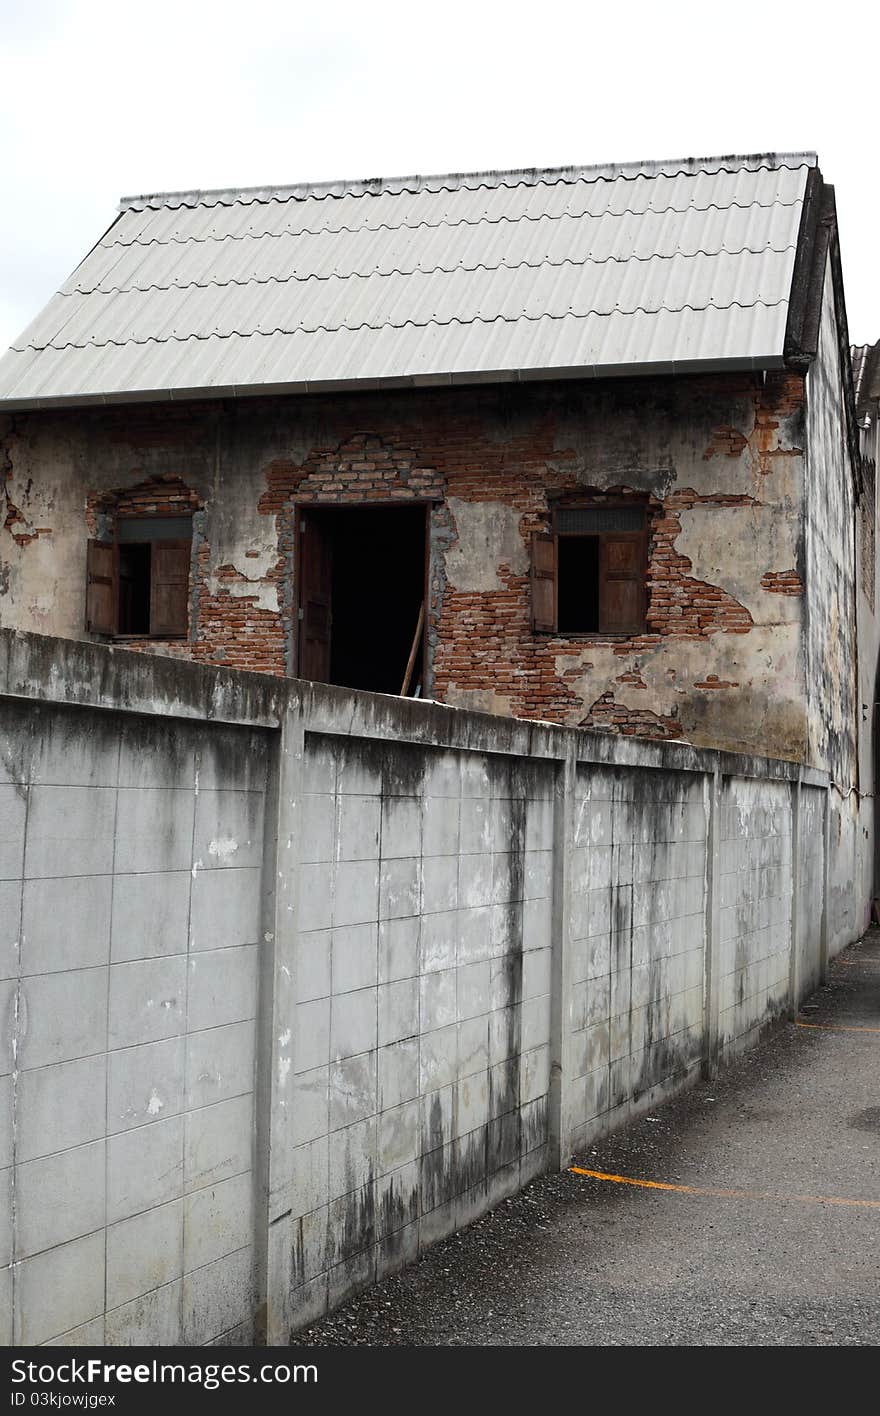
760,569 -> 804,595
580,691 -> 680,739
702,426 -> 748,459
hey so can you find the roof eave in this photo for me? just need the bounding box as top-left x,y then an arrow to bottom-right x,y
0,354 -> 789,413
782,172 -> 862,491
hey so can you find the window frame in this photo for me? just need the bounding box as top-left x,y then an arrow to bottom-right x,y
531,500 -> 649,638
85,513 -> 193,641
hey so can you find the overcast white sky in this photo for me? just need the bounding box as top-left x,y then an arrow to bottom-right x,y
1,0 -> 877,350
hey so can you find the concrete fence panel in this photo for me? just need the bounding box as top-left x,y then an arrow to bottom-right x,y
282,734 -> 556,1327
1,697 -> 270,1345
796,784 -> 826,999
717,776 -> 793,1054
0,629 -> 851,1345
566,766 -> 708,1154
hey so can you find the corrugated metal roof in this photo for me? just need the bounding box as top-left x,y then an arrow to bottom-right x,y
0,152 -> 817,409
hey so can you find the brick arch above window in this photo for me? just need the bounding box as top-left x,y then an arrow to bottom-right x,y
88,474 -> 202,524
85,477 -> 201,641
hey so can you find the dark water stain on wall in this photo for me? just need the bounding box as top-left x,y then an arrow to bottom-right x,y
418,757 -> 530,1219
316,745 -> 545,1279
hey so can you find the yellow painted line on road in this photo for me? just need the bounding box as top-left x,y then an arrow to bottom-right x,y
569,1167 -> 880,1211
795,1020 -> 880,1035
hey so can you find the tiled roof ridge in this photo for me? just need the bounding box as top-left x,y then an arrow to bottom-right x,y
119,152 -> 818,213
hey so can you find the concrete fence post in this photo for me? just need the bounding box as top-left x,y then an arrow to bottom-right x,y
702,767 -> 722,1079
255,697 -> 306,1346
548,744 -> 577,1169
819,784 -> 832,981
788,774 -> 802,1018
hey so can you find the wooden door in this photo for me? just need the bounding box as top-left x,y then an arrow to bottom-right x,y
85,540 -> 118,635
297,513 -> 333,682
599,533 -> 645,634
150,541 -> 190,637
530,531 -> 557,632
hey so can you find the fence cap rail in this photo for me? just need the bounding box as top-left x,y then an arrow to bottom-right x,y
0,627 -> 828,787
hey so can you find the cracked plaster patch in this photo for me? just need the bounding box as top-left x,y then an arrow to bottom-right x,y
674,504 -> 801,625
444,498 -> 529,592
556,625 -> 801,724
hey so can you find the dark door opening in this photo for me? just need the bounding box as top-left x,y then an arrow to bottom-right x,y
297,505 -> 428,695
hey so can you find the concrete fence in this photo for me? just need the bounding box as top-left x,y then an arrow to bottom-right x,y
0,629 -> 834,1346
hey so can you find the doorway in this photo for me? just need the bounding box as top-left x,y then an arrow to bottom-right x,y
296,504 -> 428,695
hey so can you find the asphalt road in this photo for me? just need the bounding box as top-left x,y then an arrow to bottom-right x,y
298,930 -> 880,1346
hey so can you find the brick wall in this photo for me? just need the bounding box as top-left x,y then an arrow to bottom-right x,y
429,376 -> 804,732
4,370 -> 810,754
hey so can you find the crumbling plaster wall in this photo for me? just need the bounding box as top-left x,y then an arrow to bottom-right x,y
855,468 -> 879,919
435,373 -> 809,761
803,257 -> 858,787
802,259 -> 866,944
1,373 -> 811,761
854,371 -> 880,910
0,405 -> 290,674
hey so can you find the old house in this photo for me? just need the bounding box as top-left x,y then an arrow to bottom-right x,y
0,153 -> 872,919
0,154 -> 864,755
0,150 -> 876,1346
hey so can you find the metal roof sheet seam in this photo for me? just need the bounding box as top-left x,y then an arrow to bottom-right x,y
101,195 -> 807,250
0,152 -> 816,408
16,299 -> 794,356
63,244 -> 800,300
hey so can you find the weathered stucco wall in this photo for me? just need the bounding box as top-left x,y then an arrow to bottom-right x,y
1,629 -> 858,1347
0,371 -> 810,760
854,363 -> 879,913
803,256 -> 858,786
799,261 -> 870,943
0,405 -> 288,674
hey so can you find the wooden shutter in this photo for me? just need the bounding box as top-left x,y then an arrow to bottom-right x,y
150,541 -> 190,637
599,534 -> 644,634
530,531 -> 557,633
297,515 -> 333,682
85,540 -> 118,635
